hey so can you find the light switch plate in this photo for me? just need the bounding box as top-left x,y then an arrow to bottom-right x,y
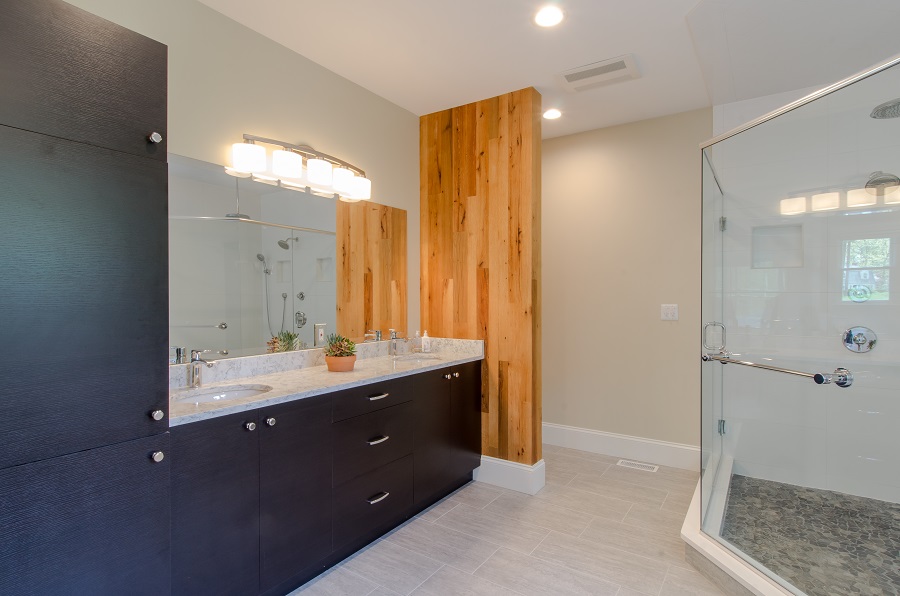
661,304 -> 678,321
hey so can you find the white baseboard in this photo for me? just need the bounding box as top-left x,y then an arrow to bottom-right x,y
473,456 -> 546,495
543,422 -> 700,471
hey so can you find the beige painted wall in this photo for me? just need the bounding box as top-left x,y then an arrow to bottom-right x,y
66,0 -> 420,335
542,108 -> 712,446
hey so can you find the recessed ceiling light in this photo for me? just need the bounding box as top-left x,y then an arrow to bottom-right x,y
543,108 -> 562,120
535,6 -> 564,27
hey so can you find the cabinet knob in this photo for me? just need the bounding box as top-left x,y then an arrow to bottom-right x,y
266,417 -> 276,427
150,451 -> 165,463
245,422 -> 257,432
453,372 -> 460,378
148,131 -> 163,144
149,409 -> 165,421
443,374 -> 452,380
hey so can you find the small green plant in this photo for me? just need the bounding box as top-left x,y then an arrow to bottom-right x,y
324,333 -> 356,357
267,330 -> 300,353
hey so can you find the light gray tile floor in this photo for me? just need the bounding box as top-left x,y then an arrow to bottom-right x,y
291,445 -> 725,595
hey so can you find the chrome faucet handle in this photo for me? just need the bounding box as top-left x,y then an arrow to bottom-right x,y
366,330 -> 382,341
169,346 -> 187,364
389,329 -> 403,339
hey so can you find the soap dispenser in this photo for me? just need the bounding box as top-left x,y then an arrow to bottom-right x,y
421,330 -> 431,353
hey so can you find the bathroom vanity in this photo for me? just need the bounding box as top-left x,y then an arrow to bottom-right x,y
168,349 -> 483,596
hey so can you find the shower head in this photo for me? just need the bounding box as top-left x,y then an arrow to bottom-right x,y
865,171 -> 900,196
277,236 -> 298,250
256,253 -> 271,274
870,98 -> 900,119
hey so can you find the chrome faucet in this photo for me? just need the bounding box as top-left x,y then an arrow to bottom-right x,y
364,330 -> 382,342
389,329 -> 404,357
190,349 -> 216,388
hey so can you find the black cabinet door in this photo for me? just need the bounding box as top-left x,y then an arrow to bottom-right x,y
0,125 -> 168,469
0,0 -> 167,160
0,433 -> 171,596
413,370 -> 452,506
258,396 -> 333,593
171,413 -> 260,596
449,361 -> 483,481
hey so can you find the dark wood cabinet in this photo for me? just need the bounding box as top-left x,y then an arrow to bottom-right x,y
172,397 -> 335,596
449,360 -> 484,481
0,0 -> 167,161
171,412 -> 261,596
0,125 -> 169,470
0,2 -> 170,593
0,433 -> 171,596
259,396 -> 333,594
413,361 -> 483,508
413,371 -> 453,505
171,361 -> 483,596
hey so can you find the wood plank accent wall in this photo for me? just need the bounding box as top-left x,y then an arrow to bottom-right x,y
420,87 -> 542,465
336,201 -> 408,342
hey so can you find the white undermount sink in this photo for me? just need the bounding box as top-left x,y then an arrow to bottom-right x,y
172,384 -> 273,405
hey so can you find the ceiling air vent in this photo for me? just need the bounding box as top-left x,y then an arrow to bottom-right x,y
557,54 -> 640,93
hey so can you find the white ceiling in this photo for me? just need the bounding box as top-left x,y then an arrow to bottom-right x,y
197,0 -> 900,139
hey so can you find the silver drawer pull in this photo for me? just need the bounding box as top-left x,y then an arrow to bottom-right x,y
367,491 -> 390,505
367,435 -> 390,446
368,393 -> 389,401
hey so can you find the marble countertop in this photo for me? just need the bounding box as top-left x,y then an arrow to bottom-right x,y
170,351 -> 483,426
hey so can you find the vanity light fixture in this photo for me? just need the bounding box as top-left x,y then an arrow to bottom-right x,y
846,188 -> 877,208
543,108 -> 562,120
535,5 -> 564,27
811,192 -> 840,211
780,196 -> 807,215
225,134 -> 371,202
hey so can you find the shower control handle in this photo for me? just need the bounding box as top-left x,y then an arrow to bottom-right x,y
813,368 -> 853,388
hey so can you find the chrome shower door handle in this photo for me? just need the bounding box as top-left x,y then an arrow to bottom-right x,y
703,322 -> 727,352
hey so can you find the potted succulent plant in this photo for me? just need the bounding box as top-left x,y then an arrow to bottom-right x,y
324,333 -> 357,372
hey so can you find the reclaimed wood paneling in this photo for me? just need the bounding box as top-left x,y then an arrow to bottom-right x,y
420,87 -> 542,465
336,201 -> 407,342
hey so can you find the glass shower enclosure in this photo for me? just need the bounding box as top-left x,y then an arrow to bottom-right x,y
700,57 -> 900,595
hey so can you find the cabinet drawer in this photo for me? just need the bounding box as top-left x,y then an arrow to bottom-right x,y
334,402 -> 413,485
332,377 -> 412,422
333,455 -> 413,549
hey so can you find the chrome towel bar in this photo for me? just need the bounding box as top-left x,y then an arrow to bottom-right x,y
701,353 -> 853,388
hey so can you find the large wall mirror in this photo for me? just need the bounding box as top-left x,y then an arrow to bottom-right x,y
168,154 -> 337,360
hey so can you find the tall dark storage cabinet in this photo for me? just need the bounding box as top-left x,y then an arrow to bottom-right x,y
0,1 -> 170,594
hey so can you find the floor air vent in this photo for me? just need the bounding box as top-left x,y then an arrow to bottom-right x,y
616,459 -> 658,472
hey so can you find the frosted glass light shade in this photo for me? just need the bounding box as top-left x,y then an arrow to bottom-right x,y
352,176 -> 372,200
332,168 -> 356,195
847,188 -> 876,208
307,158 -> 333,186
811,192 -> 840,211
780,197 -> 806,215
272,149 -> 303,179
231,143 -> 266,173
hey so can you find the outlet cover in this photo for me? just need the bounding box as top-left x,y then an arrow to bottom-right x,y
661,304 -> 678,321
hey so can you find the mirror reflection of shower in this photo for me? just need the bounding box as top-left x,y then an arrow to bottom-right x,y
277,236 -> 299,250
257,253 -> 278,337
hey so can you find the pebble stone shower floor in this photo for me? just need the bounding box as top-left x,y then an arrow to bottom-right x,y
721,474 -> 900,596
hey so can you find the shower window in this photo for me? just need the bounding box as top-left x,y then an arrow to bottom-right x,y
841,237 -> 890,301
